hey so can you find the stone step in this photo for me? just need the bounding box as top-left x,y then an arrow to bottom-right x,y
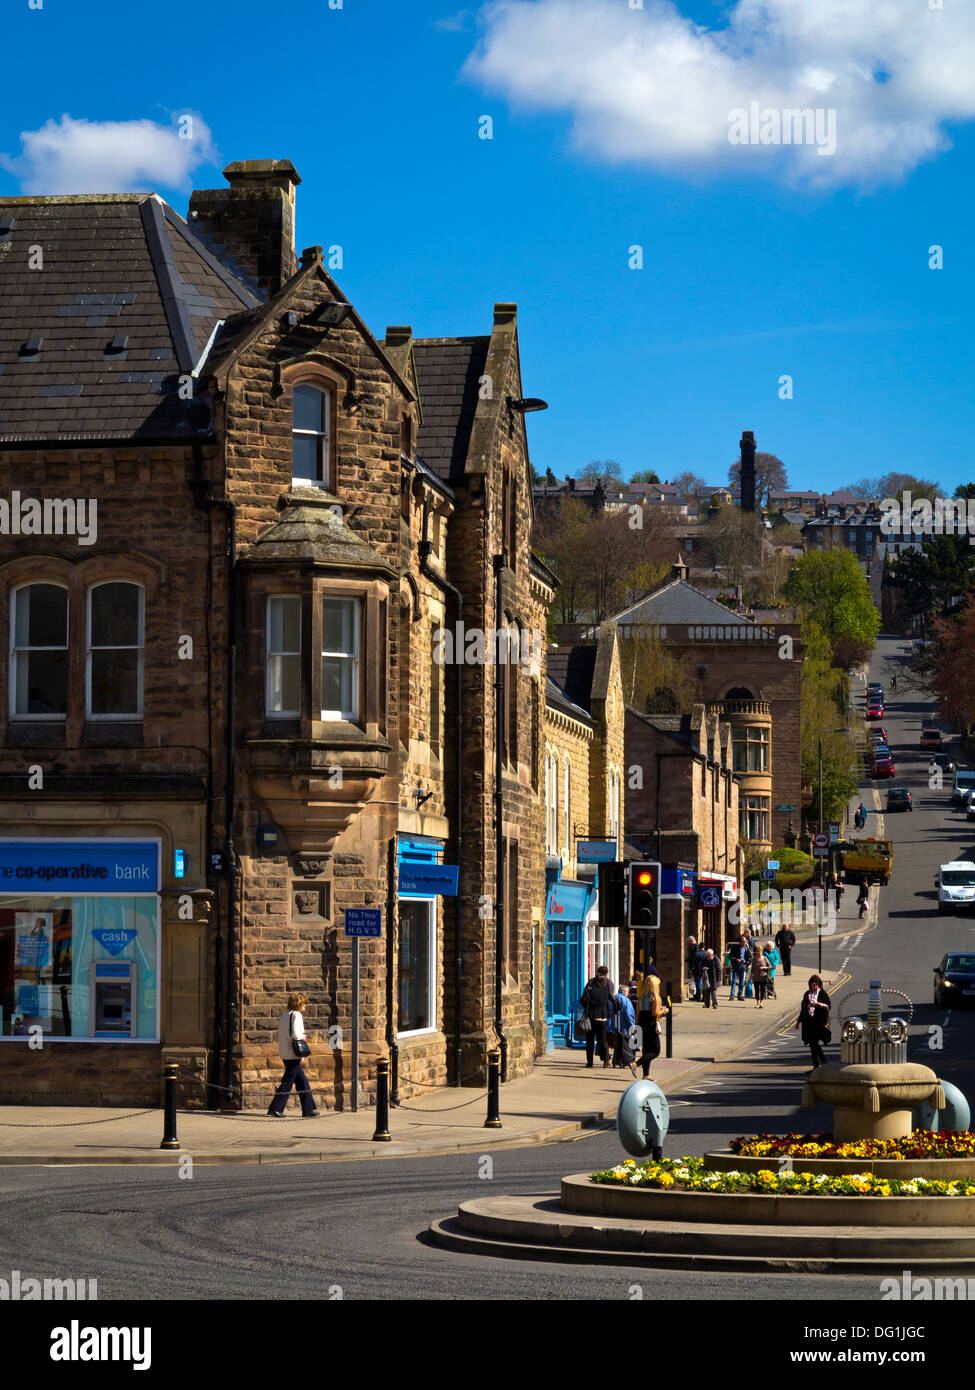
426,1192 -> 975,1272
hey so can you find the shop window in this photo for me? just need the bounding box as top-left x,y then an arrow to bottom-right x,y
0,894 -> 159,1041
321,597 -> 360,720
10,583 -> 68,719
266,595 -> 302,718
292,383 -> 331,485
397,897 -> 435,1034
86,582 -> 143,720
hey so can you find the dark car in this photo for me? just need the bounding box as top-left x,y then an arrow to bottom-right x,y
887,786 -> 912,811
933,752 -> 956,774
867,683 -> 885,700
934,952 -> 975,1007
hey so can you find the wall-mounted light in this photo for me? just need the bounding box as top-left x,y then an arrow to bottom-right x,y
507,396 -> 548,414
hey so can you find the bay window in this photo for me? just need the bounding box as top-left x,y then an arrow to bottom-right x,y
321,597 -> 359,720
266,596 -> 302,718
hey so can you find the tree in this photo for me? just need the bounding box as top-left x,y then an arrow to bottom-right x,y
531,497 -> 593,624
529,462 -> 542,486
954,482 -> 975,500
577,459 -> 623,489
887,534 -> 975,625
615,626 -> 699,714
629,468 -> 661,484
876,472 -> 941,502
728,451 -> 787,508
798,618 -> 859,825
784,550 -> 880,668
704,505 -> 763,591
576,507 -> 673,622
671,470 -> 707,498
930,601 -> 975,734
543,466 -> 558,487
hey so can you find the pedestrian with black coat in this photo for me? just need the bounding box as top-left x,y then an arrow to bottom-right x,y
687,935 -> 703,1000
701,948 -> 721,1009
795,975 -> 832,1070
857,876 -> 870,920
775,925 -> 796,977
581,965 -> 614,1069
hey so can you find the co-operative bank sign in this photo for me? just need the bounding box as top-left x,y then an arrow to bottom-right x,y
0,840 -> 160,894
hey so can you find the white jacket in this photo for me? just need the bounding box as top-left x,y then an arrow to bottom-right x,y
278,1009 -> 306,1061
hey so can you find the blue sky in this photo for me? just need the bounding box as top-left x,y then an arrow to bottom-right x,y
2,0 -> 973,494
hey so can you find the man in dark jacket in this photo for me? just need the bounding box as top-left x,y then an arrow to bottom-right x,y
581,965 -> 614,1069
687,935 -> 703,1000
775,925 -> 796,976
728,935 -> 752,1000
701,949 -> 721,1009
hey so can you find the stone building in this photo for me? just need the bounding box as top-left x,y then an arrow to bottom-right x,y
0,160 -> 552,1107
541,625 -> 624,1047
622,705 -> 742,994
601,569 -> 803,854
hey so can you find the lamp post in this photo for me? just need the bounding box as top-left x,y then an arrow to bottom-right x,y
817,727 -> 850,975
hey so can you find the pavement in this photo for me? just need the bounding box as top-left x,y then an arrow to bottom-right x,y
0,941 -> 856,1166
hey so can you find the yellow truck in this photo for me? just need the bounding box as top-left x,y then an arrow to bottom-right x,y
838,838 -> 894,886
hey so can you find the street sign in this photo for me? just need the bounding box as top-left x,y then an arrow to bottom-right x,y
698,883 -> 722,909
766,860 -> 779,870
813,832 -> 829,849
397,863 -> 459,896
759,868 -> 776,882
828,822 -> 840,844
577,839 -> 617,863
344,908 -> 382,938
776,804 -> 796,812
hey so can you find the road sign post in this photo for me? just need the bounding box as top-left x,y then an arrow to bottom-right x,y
345,908 -> 382,1113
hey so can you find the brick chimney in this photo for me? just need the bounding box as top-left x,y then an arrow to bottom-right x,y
188,160 -> 301,300
739,429 -> 756,513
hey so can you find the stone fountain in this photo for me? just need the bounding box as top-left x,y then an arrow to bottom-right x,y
801,979 -> 945,1140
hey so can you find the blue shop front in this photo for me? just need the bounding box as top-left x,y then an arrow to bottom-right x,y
543,862 -> 611,1050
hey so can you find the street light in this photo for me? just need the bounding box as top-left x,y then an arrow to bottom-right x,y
817,726 -> 850,975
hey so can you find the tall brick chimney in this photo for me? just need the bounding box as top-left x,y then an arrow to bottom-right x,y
739,429 -> 756,513
188,160 -> 301,300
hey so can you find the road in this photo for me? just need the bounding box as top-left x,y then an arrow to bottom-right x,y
2,635 -> 972,1302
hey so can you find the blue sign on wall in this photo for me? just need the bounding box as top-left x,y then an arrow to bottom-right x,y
344,908 -> 383,938
93,928 -> 138,956
0,840 -> 160,894
576,840 -> 617,863
398,863 -> 459,896
661,867 -> 695,898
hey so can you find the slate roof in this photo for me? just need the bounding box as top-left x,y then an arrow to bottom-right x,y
0,194 -> 258,443
610,577 -> 752,627
546,644 -> 598,715
545,675 -> 593,727
412,336 -> 490,483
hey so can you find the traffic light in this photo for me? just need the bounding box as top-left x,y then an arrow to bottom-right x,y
597,860 -> 626,927
627,861 -> 661,929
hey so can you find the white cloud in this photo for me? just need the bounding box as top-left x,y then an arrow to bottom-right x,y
0,114 -> 219,195
435,8 -> 473,29
464,0 -> 975,186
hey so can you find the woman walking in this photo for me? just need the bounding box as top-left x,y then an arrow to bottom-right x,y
795,974 -> 832,1071
857,876 -> 870,920
636,975 -> 669,1079
581,964 -> 614,1069
268,991 -> 320,1118
764,940 -> 780,999
751,945 -> 770,1008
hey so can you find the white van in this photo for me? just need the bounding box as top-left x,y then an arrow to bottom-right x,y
937,862 -> 975,913
952,770 -> 975,805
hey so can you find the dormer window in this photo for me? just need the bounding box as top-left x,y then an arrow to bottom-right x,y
292,383 -> 331,485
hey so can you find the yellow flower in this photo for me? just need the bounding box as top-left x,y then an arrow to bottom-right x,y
658,1172 -> 675,1187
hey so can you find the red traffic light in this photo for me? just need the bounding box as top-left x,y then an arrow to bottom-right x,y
637,870 -> 654,886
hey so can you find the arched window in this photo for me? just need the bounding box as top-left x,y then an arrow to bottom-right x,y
724,686 -> 754,700
292,383 -> 331,485
87,581 -> 144,719
10,582 -> 68,718
562,757 -> 571,857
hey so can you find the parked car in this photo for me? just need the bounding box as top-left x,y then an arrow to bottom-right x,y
952,769 -> 975,804
873,753 -> 895,778
933,952 -> 975,1006
887,787 -> 913,812
869,727 -> 889,744
867,704 -> 885,721
936,862 -> 975,913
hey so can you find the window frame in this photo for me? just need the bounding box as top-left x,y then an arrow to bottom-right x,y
396,895 -> 437,1038
291,381 -> 333,487
85,581 -> 145,722
9,581 -> 70,722
320,595 -> 361,722
265,594 -> 303,720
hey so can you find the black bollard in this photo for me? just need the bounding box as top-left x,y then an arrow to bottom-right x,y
665,981 -> 673,1059
372,1057 -> 392,1142
484,1049 -> 502,1129
160,1062 -> 179,1150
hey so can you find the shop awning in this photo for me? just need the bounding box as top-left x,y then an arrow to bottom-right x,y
545,879 -> 594,923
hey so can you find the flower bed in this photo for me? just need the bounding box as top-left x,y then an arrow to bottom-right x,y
729,1131 -> 975,1160
590,1155 -> 975,1197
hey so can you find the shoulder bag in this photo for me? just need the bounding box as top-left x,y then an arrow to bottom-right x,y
291,1010 -> 311,1059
